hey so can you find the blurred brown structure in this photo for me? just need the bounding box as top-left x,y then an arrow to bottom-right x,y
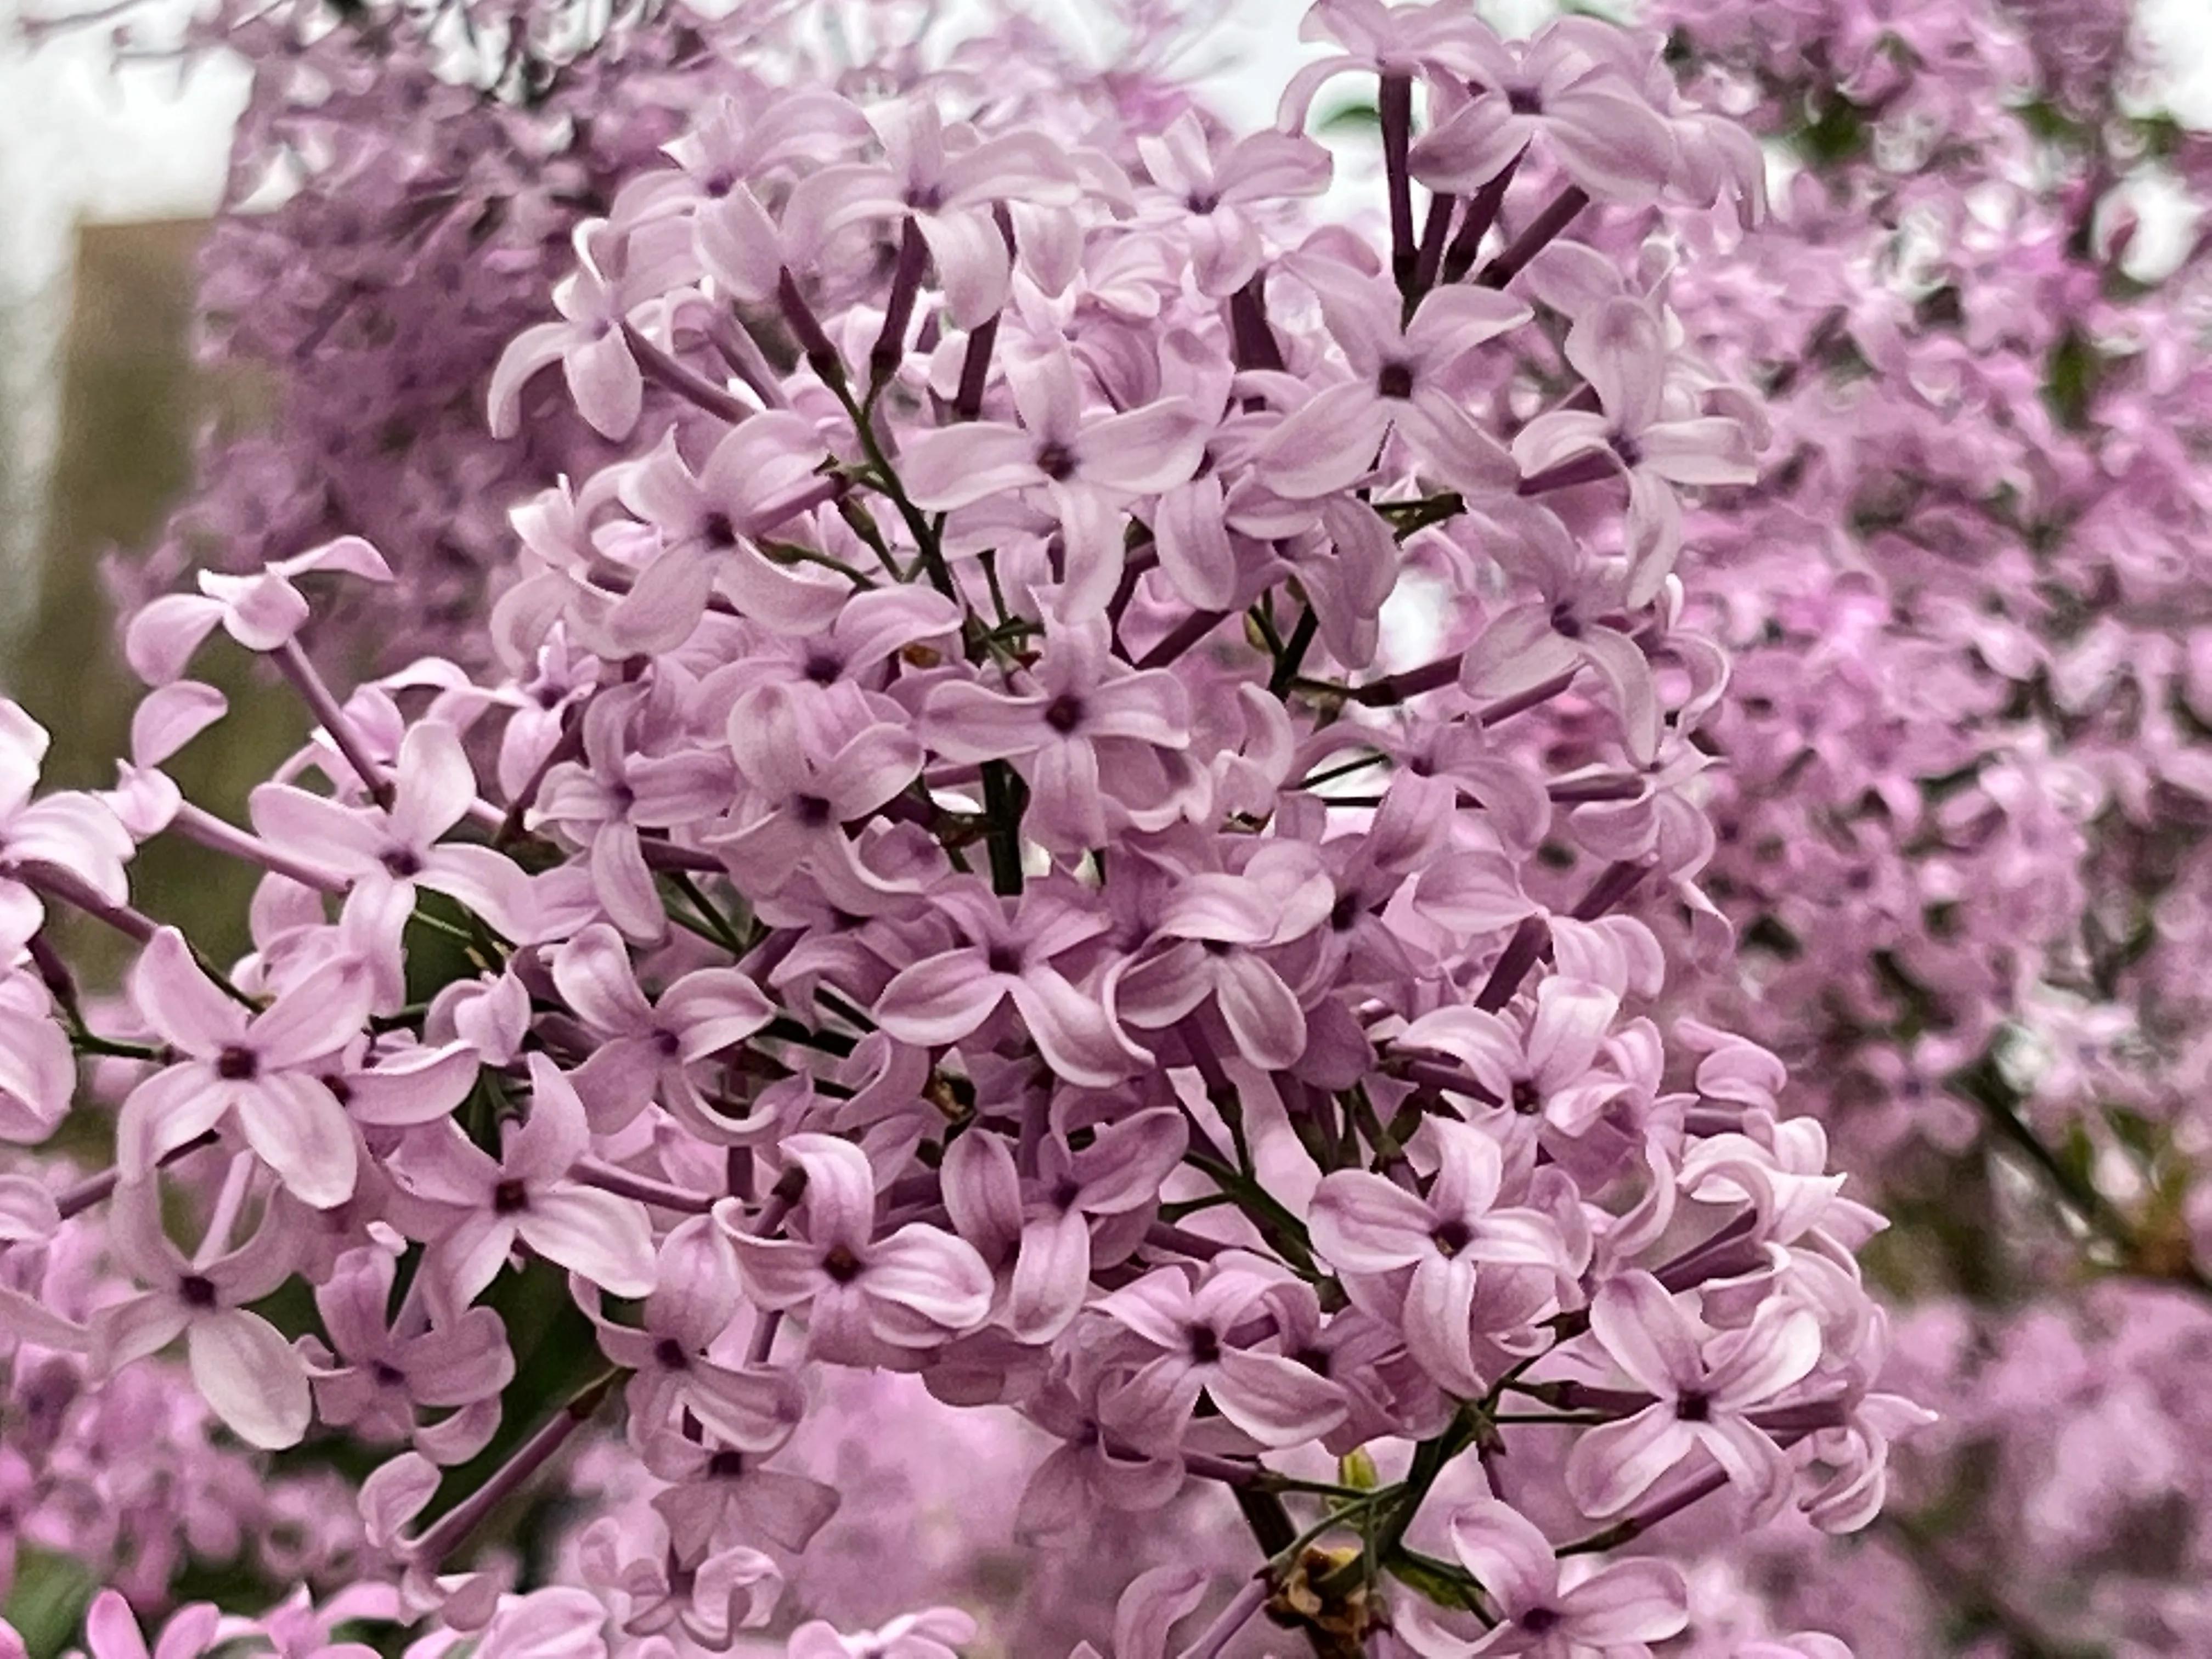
29,219 -> 297,972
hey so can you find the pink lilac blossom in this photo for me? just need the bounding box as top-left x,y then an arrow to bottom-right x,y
0,0 -> 1966,1654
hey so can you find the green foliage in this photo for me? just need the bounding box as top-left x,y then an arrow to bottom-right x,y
1314,101 -> 1380,134
2044,327 -> 2103,431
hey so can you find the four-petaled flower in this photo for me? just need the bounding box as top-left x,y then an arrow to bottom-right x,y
1564,1271 -> 1823,1517
716,1133 -> 993,1365
119,929 -> 374,1209
1309,1117 -> 1570,1396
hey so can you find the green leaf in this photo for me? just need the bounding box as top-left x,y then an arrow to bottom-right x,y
3,1549 -> 96,1659
1795,92 -> 1869,167
2044,326 -> 2102,431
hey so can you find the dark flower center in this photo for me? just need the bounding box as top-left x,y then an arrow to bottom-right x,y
1187,1325 -> 1222,1365
794,794 -> 835,828
1376,360 -> 1416,400
702,511 -> 741,548
382,848 -> 424,878
1050,1175 -> 1084,1212
1043,693 -> 1086,735
216,1046 -> 259,1082
1506,87 -> 1543,116
1185,191 -> 1221,214
493,1178 -> 531,1215
1035,442 -> 1079,481
1329,891 -> 1361,932
371,1360 -> 407,1387
1676,1390 -> 1713,1423
822,1244 -> 865,1284
654,1337 -> 690,1371
1549,601 -> 1585,640
1610,430 -> 1644,469
803,652 -> 843,685
985,943 -> 1023,975
707,1449 -> 746,1479
1511,1078 -> 1544,1116
1521,1606 -> 1560,1634
654,1028 -> 682,1058
179,1274 -> 219,1310
1431,1217 -> 1474,1257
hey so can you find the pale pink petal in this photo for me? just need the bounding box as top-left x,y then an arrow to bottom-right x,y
188,1308 -> 312,1449
1636,416 -> 1759,486
861,1223 -> 995,1338
1006,1209 -> 1092,1343
1408,95 -> 1528,192
1402,1253 -> 1487,1397
565,327 -> 645,440
916,207 -> 1014,331
519,1188 -> 658,1299
694,185 -> 786,303
874,952 -> 1006,1047
347,1044 -> 486,1128
1310,1170 -> 1437,1272
1254,382 -> 1392,500
1009,965 -> 1142,1088
86,1593 -> 153,1659
250,956 -> 375,1069
130,927 -> 244,1056
1446,1498 -> 1560,1616
1589,1271 -> 1707,1397
1543,86 -> 1677,206
898,423 -> 1047,510
234,1073 -> 359,1209
1558,1558 -> 1689,1643
391,722 -> 480,849
131,682 -> 227,768
1564,1402 -> 1692,1516
488,322 -> 574,439
115,1064 -> 231,1184
1566,297 -> 1667,434
1073,400 -> 1209,494
552,923 -> 653,1035
1152,477 -> 1238,611
1577,625 -> 1661,764
1209,1346 -> 1346,1446
1212,953 -> 1306,1071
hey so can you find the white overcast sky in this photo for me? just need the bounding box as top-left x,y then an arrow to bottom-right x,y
2,0 -> 2209,235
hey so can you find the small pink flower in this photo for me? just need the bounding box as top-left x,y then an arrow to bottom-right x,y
93,1179 -> 309,1450
1408,21 -> 1678,204
1310,1118 -> 1570,1396
1434,1497 -> 1688,1655
118,929 -> 373,1209
123,538 -> 393,686
716,1133 -> 992,1364
900,348 -> 1210,613
1564,1272 -> 1822,1517
551,922 -> 775,1133
921,622 -> 1194,856
391,1055 -> 658,1308
873,877 -> 1138,1088
1254,269 -> 1528,500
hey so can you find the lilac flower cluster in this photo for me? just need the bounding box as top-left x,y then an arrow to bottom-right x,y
2,2 -> 1925,1655
1558,0 -> 2212,1647
105,0 -> 1216,657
